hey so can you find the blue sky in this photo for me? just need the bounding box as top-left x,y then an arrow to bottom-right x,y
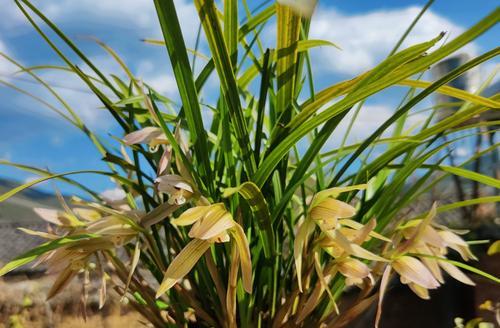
0,0 -> 498,197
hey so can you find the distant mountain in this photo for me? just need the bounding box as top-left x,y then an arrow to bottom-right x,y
0,178 -> 61,224
0,177 -> 61,272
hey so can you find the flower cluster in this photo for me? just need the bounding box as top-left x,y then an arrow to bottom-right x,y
25,196 -> 143,305
389,204 -> 475,299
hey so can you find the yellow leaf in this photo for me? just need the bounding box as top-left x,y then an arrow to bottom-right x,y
123,241 -> 141,299
339,219 -> 392,242
313,252 -> 336,307
398,203 -> 437,254
419,254 -> 444,284
72,207 -> 102,221
400,79 -> 500,108
439,230 -> 477,261
17,228 -> 58,240
123,127 -> 165,146
375,265 -> 391,328
327,229 -> 388,262
47,266 -> 79,300
407,282 -> 430,300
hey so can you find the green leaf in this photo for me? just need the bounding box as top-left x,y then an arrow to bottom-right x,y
439,165 -> 500,189
223,182 -> 275,257
275,3 -> 301,125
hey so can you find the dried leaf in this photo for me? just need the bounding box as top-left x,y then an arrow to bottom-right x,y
47,266 -> 79,300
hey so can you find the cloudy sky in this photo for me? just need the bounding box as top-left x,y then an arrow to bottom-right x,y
0,0 -> 498,195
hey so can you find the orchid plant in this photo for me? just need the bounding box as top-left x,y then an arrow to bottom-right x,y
0,0 -> 499,327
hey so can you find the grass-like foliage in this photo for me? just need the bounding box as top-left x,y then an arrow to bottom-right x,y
1,0 -> 499,327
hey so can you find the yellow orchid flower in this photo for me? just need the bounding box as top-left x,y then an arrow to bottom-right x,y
390,204 -> 476,300
156,204 -> 252,297
294,184 -> 389,292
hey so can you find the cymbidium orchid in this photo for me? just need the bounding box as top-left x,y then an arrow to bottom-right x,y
389,204 -> 476,300
294,184 -> 389,292
125,124 -> 196,205
22,200 -> 143,305
156,203 -> 252,297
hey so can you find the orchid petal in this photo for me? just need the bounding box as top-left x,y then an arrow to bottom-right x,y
189,212 -> 235,240
392,256 -> 440,289
156,239 -> 211,297
231,223 -> 252,294
123,127 -> 163,145
337,258 -> 371,279
438,260 -> 475,286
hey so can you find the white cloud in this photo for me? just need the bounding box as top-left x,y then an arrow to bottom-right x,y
0,0 -> 205,129
43,59 -> 119,129
306,6 -> 477,76
27,0 -> 199,43
0,3 -> 25,30
332,104 -> 393,143
0,41 -> 19,79
5,55 -> 121,131
136,60 -> 179,98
